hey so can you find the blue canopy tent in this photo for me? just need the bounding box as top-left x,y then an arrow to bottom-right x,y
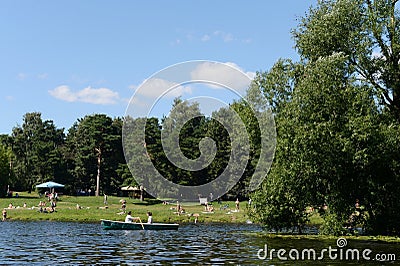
36,181 -> 65,194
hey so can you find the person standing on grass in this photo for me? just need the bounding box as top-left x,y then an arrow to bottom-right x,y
235,198 -> 240,211
50,200 -> 56,212
104,194 -> 108,205
2,209 -> 7,221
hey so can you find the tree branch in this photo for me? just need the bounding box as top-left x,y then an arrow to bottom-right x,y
349,57 -> 393,106
366,0 -> 391,59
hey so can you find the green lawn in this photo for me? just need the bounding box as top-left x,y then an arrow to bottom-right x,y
1,192 -> 248,224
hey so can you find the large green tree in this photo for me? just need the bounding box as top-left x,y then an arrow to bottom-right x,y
294,0 -> 400,120
123,116 -> 166,198
249,0 -> 400,236
11,112 -> 65,192
0,135 -> 14,196
160,98 -> 209,187
0,144 -> 11,196
66,114 -> 123,196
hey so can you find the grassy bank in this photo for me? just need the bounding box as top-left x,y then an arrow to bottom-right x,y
0,192 -> 248,224
3,192 -> 399,243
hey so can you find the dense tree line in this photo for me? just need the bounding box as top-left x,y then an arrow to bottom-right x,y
121,97 -> 267,200
0,112 -> 130,196
0,97 -> 263,200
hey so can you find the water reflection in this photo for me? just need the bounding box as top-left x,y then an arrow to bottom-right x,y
0,222 -> 261,265
0,221 -> 398,265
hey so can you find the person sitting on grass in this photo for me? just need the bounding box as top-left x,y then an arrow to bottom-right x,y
204,203 -> 214,212
120,199 -> 127,213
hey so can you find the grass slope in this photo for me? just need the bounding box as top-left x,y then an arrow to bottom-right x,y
1,192 -> 248,224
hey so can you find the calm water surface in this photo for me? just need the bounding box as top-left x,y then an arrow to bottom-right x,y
0,221 -> 398,265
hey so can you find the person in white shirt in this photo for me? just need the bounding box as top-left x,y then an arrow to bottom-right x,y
125,211 -> 134,223
147,211 -> 153,224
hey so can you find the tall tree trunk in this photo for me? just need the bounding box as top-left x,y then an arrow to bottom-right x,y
95,147 -> 101,197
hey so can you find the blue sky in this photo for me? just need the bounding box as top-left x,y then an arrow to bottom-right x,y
0,1 -> 316,134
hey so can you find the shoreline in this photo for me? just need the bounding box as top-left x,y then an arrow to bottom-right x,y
2,193 -> 400,243
1,193 -> 249,224
250,232 -> 400,243
3,218 -> 399,244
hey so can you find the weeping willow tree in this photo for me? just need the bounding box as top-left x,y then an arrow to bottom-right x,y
249,0 -> 400,236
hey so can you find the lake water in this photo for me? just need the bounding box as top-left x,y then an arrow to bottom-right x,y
0,221 -> 398,265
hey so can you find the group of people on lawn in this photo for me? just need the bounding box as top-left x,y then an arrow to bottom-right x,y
38,199 -> 57,213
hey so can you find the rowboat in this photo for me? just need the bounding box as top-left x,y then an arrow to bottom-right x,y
101,219 -> 179,230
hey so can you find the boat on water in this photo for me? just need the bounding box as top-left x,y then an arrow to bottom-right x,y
101,219 -> 179,230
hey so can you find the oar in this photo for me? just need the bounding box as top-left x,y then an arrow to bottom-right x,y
137,217 -> 145,230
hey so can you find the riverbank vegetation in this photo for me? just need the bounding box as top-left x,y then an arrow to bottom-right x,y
251,233 -> 400,243
248,0 -> 400,237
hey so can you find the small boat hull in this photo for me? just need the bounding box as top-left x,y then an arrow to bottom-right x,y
101,219 -> 179,230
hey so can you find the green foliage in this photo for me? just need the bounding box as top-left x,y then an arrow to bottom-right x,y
159,98 -> 209,186
294,0 -> 400,120
66,114 -> 124,196
11,112 -> 65,192
249,176 -> 311,233
124,96 -> 267,200
4,101 -> 266,201
319,211 -> 349,236
0,144 -> 10,196
249,0 -> 400,236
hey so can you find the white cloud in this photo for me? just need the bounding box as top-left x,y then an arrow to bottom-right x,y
17,73 -> 27,80
224,62 -> 256,79
77,87 -> 119,104
201,34 -> 211,42
213,31 -> 234,42
133,78 -> 192,98
49,86 -> 76,102
173,29 -> 252,45
223,34 -> 233,42
190,62 -> 255,92
5,95 -> 14,101
170,39 -> 181,46
242,38 -> 252,44
49,85 -> 120,105
37,73 -> 48,79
